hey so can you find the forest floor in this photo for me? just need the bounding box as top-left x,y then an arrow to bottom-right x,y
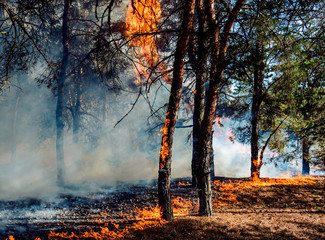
0,176 -> 324,240
125,176 -> 325,240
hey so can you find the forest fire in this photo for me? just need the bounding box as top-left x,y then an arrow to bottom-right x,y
3,175 -> 322,239
125,0 -> 170,84
212,173 -> 319,208
159,111 -> 170,169
46,206 -> 166,239
1,0 -> 324,239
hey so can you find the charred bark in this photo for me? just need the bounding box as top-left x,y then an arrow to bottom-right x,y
158,0 -> 195,221
209,130 -> 215,180
302,137 -> 310,175
56,0 -> 70,187
191,0 -> 208,187
195,0 -> 246,216
250,28 -> 264,180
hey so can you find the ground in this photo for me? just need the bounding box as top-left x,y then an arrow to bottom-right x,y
1,177 -> 324,239
124,177 -> 325,240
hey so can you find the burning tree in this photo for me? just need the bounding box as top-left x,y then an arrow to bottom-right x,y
0,1 -> 324,238
155,0 -> 247,218
157,0 -> 196,221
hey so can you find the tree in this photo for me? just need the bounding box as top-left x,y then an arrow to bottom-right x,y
158,0 -> 196,221
188,0 -> 211,187
195,0 -> 246,216
262,0 -> 325,175
0,0 -> 57,91
56,0 -> 71,186
223,0 -> 324,179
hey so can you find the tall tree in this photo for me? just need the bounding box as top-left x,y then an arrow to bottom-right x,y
158,0 -> 196,221
56,0 -> 71,186
196,0 -> 246,216
188,0 -> 209,187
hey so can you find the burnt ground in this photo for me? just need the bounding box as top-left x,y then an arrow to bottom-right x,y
0,177 -> 324,239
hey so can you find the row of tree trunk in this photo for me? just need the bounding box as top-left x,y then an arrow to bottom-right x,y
158,0 -> 246,219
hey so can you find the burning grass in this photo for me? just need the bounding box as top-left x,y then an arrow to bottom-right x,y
2,175 -> 324,239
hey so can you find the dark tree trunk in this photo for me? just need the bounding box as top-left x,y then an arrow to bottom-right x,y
73,68 -> 82,144
158,0 -> 195,221
56,0 -> 70,187
196,72 -> 219,217
196,0 -> 246,216
197,122 -> 214,216
250,28 -> 264,180
302,137 -> 310,175
191,0 -> 208,187
209,130 -> 215,180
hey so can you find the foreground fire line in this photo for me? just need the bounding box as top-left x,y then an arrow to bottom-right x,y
5,175 -> 320,240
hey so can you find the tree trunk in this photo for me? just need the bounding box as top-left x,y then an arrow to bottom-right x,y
191,0 -> 208,187
197,123 -> 213,216
209,130 -> 215,180
250,27 -> 264,180
302,137 -> 310,175
196,75 -> 218,217
158,0 -> 195,221
56,0 -> 70,187
73,68 -> 82,144
196,0 -> 246,216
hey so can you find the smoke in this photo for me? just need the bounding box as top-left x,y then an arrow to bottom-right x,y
0,70 -> 195,200
0,71 -> 317,201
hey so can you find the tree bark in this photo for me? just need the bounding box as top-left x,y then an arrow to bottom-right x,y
196,0 -> 246,216
56,0 -> 70,187
250,26 -> 264,180
73,68 -> 82,144
302,137 -> 310,175
158,0 -> 195,221
209,130 -> 215,180
191,0 -> 208,187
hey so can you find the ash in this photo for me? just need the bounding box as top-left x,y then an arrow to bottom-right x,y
0,178 -> 196,238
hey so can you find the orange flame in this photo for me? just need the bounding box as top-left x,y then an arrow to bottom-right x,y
6,175 -> 320,239
213,174 -> 318,208
172,196 -> 198,216
46,196 -> 198,239
125,0 -> 170,84
160,111 -> 170,169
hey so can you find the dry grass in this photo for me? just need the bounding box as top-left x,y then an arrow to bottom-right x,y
124,178 -> 325,240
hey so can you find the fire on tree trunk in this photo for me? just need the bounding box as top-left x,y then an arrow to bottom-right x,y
158,0 -> 195,221
250,22 -> 264,181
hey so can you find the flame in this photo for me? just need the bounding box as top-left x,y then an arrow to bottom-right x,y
125,0 -> 170,84
6,236 -> 40,240
172,196 -> 198,217
48,205 -> 166,239
46,197 -> 195,239
177,181 -> 186,186
5,175 -> 320,239
160,111 -> 170,169
212,174 -> 318,208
